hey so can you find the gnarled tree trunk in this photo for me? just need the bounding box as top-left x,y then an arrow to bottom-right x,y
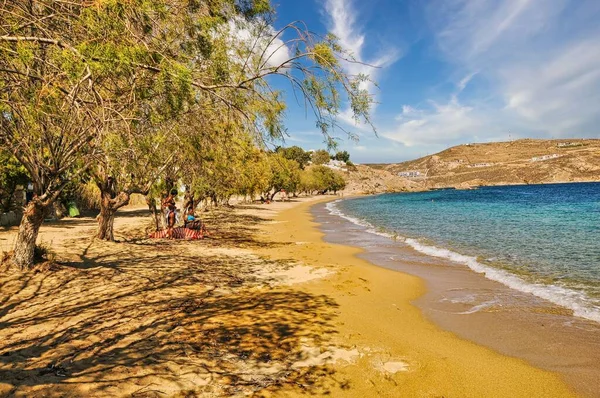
12,199 -> 49,269
267,187 -> 280,202
97,197 -> 116,241
96,178 -> 130,241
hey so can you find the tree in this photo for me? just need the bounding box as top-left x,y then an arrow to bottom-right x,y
333,150 -> 350,163
299,169 -> 319,195
312,150 -> 331,165
329,171 -> 347,194
0,2 -> 164,266
93,121 -> 177,240
311,165 -> 346,194
276,146 -> 311,169
175,108 -> 269,206
0,1 -> 105,268
263,153 -> 301,201
0,1 -> 261,258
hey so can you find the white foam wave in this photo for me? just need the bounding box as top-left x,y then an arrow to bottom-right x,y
325,201 -> 372,229
456,299 -> 500,315
325,200 -> 600,324
326,201 -> 397,239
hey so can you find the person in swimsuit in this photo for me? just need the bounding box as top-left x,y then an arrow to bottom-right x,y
184,206 -> 207,236
162,189 -> 178,239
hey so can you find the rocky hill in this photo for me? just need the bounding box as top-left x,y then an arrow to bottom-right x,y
341,165 -> 421,195
368,139 -> 600,189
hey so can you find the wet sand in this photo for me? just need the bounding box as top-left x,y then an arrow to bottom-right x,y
312,200 -> 600,397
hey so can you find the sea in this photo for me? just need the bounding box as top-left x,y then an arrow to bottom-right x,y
326,182 -> 600,323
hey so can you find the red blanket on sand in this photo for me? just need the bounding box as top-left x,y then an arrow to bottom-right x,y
149,227 -> 203,240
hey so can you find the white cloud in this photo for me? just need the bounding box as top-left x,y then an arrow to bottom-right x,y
383,96 -> 489,147
423,0 -> 600,138
323,0 -> 402,127
226,18 -> 292,71
501,39 -> 600,133
457,72 -> 477,93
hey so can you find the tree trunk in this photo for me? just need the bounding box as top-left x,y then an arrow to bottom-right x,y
97,202 -> 116,241
96,179 -> 130,241
268,189 -> 279,202
182,190 -> 193,212
12,199 -> 48,269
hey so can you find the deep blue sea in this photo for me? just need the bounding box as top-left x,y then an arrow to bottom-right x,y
329,182 -> 600,322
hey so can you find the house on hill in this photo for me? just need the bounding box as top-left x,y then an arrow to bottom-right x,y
398,170 -> 422,178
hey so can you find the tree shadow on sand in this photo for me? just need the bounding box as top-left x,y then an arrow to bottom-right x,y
0,206 -> 348,397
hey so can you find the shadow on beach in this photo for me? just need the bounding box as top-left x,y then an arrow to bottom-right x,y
0,205 -> 345,397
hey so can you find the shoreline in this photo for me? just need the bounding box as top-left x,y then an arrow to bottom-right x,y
253,196 -> 580,397
310,196 -> 600,397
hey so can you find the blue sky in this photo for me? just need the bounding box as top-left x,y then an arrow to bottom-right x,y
264,0 -> 600,163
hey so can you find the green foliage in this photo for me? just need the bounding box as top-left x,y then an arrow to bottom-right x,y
236,0 -> 272,17
311,150 -> 331,165
329,170 -> 347,193
299,170 -> 319,194
76,180 -> 102,210
0,151 -> 29,212
311,42 -> 339,68
345,160 -> 357,172
300,165 -> 346,194
276,146 -> 311,169
265,153 -> 301,196
333,150 -> 350,162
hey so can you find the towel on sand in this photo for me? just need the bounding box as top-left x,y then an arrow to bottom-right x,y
149,227 -> 203,240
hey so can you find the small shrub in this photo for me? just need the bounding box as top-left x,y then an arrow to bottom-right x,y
345,161 -> 357,171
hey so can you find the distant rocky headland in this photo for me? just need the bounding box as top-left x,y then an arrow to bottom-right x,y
345,139 -> 600,194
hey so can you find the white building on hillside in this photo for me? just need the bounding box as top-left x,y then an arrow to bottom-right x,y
398,170 -> 421,178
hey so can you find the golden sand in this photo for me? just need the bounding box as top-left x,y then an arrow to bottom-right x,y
254,197 -> 577,397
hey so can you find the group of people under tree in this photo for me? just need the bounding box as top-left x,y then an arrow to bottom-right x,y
161,189 -> 208,240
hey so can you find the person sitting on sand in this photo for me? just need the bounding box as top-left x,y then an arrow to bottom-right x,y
184,206 -> 207,236
280,189 -> 289,202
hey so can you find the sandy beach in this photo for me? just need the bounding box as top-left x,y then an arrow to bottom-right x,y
0,196 -> 585,397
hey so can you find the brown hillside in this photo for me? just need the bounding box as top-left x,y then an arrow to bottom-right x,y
369,139 -> 600,189
342,165 -> 422,195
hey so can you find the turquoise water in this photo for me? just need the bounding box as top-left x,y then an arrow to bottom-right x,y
332,182 -> 600,322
